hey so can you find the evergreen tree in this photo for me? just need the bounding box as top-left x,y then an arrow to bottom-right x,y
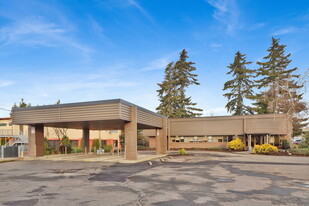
223,51 -> 254,115
157,62 -> 178,117
254,37 -> 298,113
254,37 -> 308,136
13,98 -> 31,108
11,98 -> 31,116
157,49 -> 202,118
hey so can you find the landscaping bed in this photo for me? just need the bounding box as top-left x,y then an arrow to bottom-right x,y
252,149 -> 309,157
288,148 -> 309,156
169,148 -> 233,152
167,153 -> 195,157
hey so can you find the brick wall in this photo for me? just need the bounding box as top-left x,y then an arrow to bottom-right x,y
149,137 -> 156,148
149,136 -> 227,149
169,142 -> 227,149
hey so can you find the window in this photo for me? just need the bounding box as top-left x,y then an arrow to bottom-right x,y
101,140 -> 107,146
0,123 -> 7,127
71,140 -> 79,147
109,130 -> 118,134
48,140 -> 60,147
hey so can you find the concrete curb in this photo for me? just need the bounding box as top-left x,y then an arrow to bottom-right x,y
0,158 -> 21,163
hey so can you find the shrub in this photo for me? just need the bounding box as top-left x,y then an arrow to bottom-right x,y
137,145 -> 149,150
253,143 -> 278,154
293,143 -> 299,149
179,149 -> 187,155
72,147 -> 83,153
103,145 -> 112,152
0,138 -> 5,145
92,139 -> 100,149
281,140 -> 290,149
226,138 -> 244,150
60,136 -> 71,154
299,132 -> 309,148
253,145 -> 261,154
44,138 -> 52,155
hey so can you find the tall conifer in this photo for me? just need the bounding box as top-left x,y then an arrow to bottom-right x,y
254,37 -> 308,136
223,51 -> 254,115
157,49 -> 202,118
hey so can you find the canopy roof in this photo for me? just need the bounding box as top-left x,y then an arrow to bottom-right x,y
12,99 -> 164,130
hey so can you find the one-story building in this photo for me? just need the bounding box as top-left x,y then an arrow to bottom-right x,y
0,117 -> 122,148
143,113 -> 292,150
11,99 -> 292,160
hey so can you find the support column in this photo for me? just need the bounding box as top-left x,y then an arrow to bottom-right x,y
259,136 -> 263,145
28,125 -> 44,157
253,136 -> 257,146
156,118 -> 168,155
167,119 -> 170,151
82,128 -> 90,153
124,106 -> 137,160
248,134 -> 252,152
266,134 -> 269,144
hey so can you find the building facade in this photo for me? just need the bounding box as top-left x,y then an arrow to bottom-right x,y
143,113 -> 292,150
0,117 -> 122,148
10,99 -> 292,159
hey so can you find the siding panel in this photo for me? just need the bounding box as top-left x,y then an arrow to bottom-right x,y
245,116 -> 288,134
120,103 -> 131,121
137,109 -> 162,128
13,103 -> 120,124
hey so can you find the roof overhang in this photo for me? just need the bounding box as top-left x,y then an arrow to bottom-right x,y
12,99 -> 165,130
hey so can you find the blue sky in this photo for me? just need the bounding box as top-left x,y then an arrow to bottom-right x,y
0,0 -> 308,117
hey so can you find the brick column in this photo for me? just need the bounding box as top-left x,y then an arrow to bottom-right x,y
124,106 -> 137,160
82,128 -> 90,153
28,125 -> 44,157
156,118 -> 167,155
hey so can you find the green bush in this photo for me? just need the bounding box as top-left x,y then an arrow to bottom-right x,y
60,136 -> 71,154
92,139 -> 100,149
72,147 -> 83,153
299,132 -> 309,148
226,138 -> 244,150
137,145 -> 150,150
103,145 -> 113,152
0,138 -> 5,145
179,148 -> 187,155
281,140 -> 290,149
44,138 -> 52,155
253,143 -> 278,154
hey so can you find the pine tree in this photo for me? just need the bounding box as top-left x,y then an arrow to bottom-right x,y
157,49 -> 202,118
223,51 -> 254,115
10,98 -> 31,116
156,62 -> 178,117
254,37 -> 308,136
254,37 -> 297,113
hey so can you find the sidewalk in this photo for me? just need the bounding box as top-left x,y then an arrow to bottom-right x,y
22,153 -> 167,163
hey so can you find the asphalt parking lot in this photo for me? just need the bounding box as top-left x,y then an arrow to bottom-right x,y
0,151 -> 308,206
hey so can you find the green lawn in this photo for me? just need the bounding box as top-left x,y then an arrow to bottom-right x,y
288,148 -> 309,156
